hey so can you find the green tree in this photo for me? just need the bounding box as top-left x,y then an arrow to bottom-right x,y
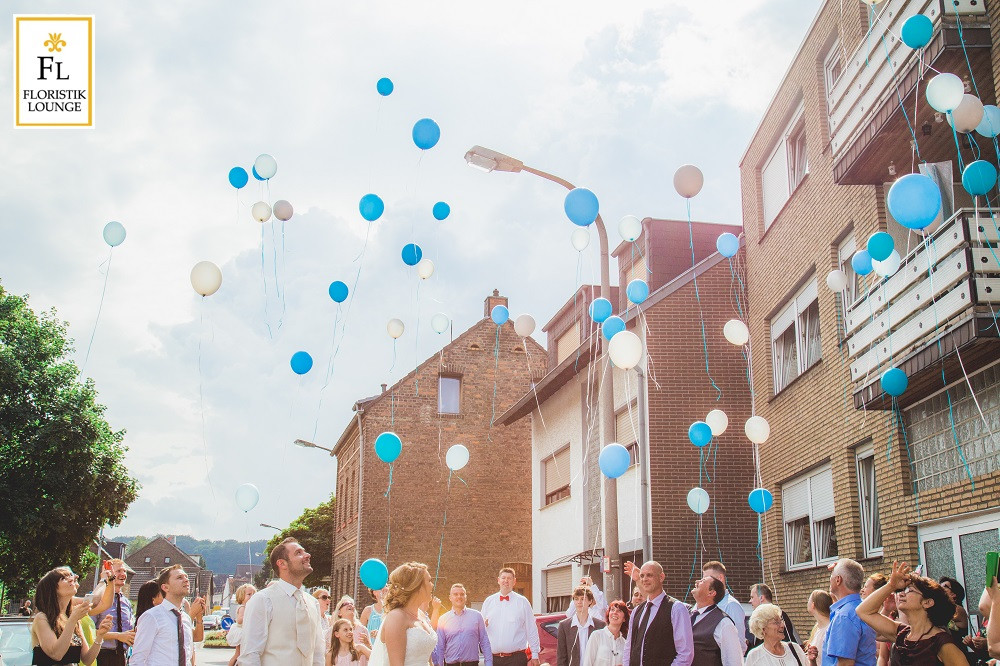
125,535 -> 150,555
0,285 -> 139,597
255,494 -> 335,588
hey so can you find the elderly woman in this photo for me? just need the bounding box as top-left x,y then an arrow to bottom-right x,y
746,603 -> 808,666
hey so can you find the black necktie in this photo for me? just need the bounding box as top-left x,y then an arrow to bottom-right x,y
115,593 -> 124,654
636,601 -> 653,647
171,609 -> 186,666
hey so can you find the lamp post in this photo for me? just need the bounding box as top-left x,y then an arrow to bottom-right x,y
259,523 -> 282,531
294,437 -> 340,596
464,145 -> 621,600
294,438 -> 335,454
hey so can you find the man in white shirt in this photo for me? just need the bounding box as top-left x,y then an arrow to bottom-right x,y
689,576 -> 743,666
557,586 -> 606,666
130,565 -> 196,666
238,538 -> 325,666
563,577 -> 608,621
481,567 -> 540,666
702,561 -> 746,654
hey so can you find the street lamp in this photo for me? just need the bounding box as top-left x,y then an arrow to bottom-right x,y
294,438 -> 335,454
464,145 -> 622,600
259,523 -> 282,531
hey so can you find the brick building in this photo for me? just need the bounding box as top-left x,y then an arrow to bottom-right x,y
331,291 -> 545,605
500,218 -> 760,610
124,537 -> 214,603
741,0 -> 1000,632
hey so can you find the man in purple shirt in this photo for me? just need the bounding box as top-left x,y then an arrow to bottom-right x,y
623,561 -> 694,666
433,584 -> 493,666
92,559 -> 135,666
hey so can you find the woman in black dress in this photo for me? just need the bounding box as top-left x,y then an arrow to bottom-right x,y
30,568 -> 112,666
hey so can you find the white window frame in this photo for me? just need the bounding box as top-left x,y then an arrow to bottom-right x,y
783,464 -> 837,570
837,235 -> 861,323
771,278 -> 821,394
856,444 -> 883,558
762,103 -> 808,229
824,41 -> 844,108
438,375 -> 461,414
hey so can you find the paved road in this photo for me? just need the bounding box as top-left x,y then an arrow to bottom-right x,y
195,644 -> 235,665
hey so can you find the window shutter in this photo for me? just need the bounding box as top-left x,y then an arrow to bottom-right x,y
782,478 -> 810,521
762,141 -> 790,227
810,467 -> 836,520
544,448 -> 571,493
556,325 -> 581,365
545,566 -> 573,598
616,406 -> 638,447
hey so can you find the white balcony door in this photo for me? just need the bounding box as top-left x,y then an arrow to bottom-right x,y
918,512 -> 1000,632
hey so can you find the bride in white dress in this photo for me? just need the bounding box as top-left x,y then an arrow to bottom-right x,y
367,562 -> 438,666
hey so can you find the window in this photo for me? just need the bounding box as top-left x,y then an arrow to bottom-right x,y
438,375 -> 461,414
543,446 -> 571,506
771,278 -> 821,394
556,325 -> 580,365
783,465 -> 837,570
615,403 -> 640,466
837,235 -> 862,324
144,557 -> 151,563
762,104 -> 808,228
164,557 -> 170,564
544,566 -> 573,613
824,42 -> 844,106
856,444 -> 883,557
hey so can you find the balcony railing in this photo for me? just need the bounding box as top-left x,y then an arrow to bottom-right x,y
844,208 -> 1000,402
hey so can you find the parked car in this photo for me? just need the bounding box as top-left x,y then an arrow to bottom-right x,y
0,616 -> 33,666
534,612 -> 565,665
203,612 -> 224,630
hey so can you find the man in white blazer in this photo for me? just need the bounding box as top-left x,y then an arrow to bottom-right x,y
238,538 -> 325,666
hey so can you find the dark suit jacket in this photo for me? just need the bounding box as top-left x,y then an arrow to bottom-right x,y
557,615 -> 607,666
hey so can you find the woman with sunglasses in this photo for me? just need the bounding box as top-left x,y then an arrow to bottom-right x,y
856,561 -> 966,666
336,596 -> 373,656
30,568 -> 113,665
314,588 -> 334,651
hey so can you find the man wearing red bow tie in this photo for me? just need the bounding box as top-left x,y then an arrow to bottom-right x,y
482,568 -> 539,666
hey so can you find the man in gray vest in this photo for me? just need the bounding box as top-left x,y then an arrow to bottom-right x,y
623,561 -> 693,666
689,575 -> 743,666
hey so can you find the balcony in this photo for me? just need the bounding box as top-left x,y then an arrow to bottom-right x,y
829,0 -> 992,185
846,208 -> 1000,409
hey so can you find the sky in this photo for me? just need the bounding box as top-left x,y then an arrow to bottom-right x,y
0,0 -> 820,541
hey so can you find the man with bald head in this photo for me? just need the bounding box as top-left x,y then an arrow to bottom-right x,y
623,561 -> 693,666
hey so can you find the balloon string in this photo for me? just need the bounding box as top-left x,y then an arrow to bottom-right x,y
523,340 -> 547,432
83,249 -> 114,370
198,299 -> 219,512
260,225 -> 273,339
384,462 -> 393,561
684,520 -> 700,603
313,306 -> 342,440
488,326 -> 501,441
686,200 -> 721,400
893,400 -> 921,519
390,339 -> 397,372
415,281 -> 421,397
432,470 -> 453,591
270,222 -> 282,333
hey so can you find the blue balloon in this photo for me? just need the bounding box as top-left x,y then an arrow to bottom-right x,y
103,221 -> 126,247
688,421 -> 712,448
564,188 -> 599,227
401,243 -> 423,266
589,298 -> 613,323
599,443 -> 631,479
290,351 -> 313,375
374,432 -> 402,463
962,160 -> 998,196
626,279 -> 649,305
252,165 -> 265,181
359,194 -> 385,222
976,105 -> 1000,138
376,77 -> 394,96
328,281 -> 349,303
852,250 -> 874,276
491,305 -> 509,326
881,367 -> 909,397
716,232 -> 739,258
228,167 -> 249,189
748,488 -> 774,513
602,316 -> 625,340
359,558 -> 389,590
867,232 -> 895,262
433,202 -> 450,220
887,174 -> 941,230
412,118 -> 441,150
901,14 -> 933,49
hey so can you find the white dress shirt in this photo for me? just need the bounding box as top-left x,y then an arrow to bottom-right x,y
238,579 -> 325,666
718,595 -> 746,653
583,627 -> 626,666
691,605 -> 743,666
564,585 -> 609,621
481,591 -> 540,657
572,614 -> 596,666
130,599 -> 194,666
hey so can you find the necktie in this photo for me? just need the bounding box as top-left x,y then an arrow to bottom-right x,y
171,609 -> 186,666
636,601 -> 653,653
499,595 -> 510,601
115,593 -> 124,654
294,589 -> 313,657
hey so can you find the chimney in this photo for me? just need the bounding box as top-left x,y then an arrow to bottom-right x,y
484,289 -> 508,318
381,383 -> 387,393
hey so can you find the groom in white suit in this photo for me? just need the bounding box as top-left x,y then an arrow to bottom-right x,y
238,538 -> 325,666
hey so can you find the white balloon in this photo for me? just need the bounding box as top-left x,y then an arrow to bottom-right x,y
234,483 -> 260,512
723,319 -> 750,346
513,314 -> 536,338
872,249 -> 901,277
687,487 -> 710,514
273,200 -> 294,221
190,261 -> 223,297
948,94 -> 984,133
926,73 -> 965,113
673,164 -> 704,198
430,313 -> 450,334
826,269 -> 849,292
706,409 -> 729,436
445,444 -> 470,471
251,201 -> 272,223
571,228 -> 591,252
608,330 -> 643,369
618,215 -> 643,242
745,415 -> 771,444
416,258 -> 435,280
254,154 -> 277,179
387,318 -> 405,339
